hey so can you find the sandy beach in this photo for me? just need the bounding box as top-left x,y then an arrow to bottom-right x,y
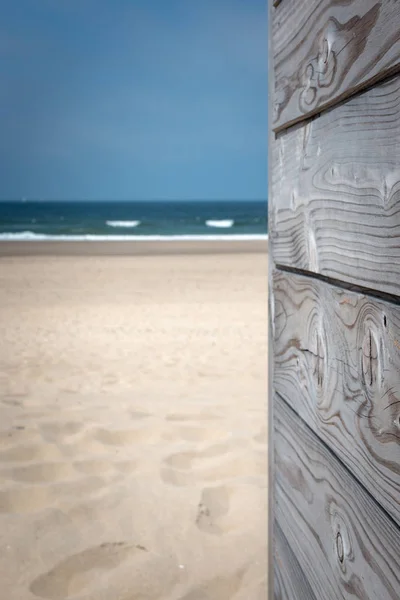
0,241 -> 268,600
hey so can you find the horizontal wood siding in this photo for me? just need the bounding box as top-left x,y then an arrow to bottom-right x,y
273,269 -> 400,526
272,0 -> 400,131
271,74 -> 400,296
275,396 -> 400,600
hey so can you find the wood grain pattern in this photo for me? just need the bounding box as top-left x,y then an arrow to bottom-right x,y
275,396 -> 400,600
274,521 -> 317,600
268,3 -> 276,597
271,75 -> 400,296
273,269 -> 400,527
272,0 -> 400,131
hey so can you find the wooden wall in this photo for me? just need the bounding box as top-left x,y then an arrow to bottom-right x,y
269,1 -> 400,597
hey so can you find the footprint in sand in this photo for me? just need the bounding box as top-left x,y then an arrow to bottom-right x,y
160,465 -> 195,487
160,443 -> 232,487
164,442 -> 232,469
195,486 -> 231,535
161,445 -> 263,488
30,542 -> 147,599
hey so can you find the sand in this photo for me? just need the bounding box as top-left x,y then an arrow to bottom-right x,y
0,242 -> 268,600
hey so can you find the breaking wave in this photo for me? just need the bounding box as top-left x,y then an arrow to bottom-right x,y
106,220 -> 140,228
205,219 -> 234,228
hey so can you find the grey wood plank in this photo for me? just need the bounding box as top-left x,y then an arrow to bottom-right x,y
268,1 -> 276,597
275,396 -> 400,600
273,269 -> 400,527
272,0 -> 400,131
274,521 -> 317,600
271,74 -> 400,296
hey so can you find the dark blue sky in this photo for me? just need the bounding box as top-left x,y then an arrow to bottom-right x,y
1,1 -> 268,200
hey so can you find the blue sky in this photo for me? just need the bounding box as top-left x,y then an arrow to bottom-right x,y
0,1 -> 268,200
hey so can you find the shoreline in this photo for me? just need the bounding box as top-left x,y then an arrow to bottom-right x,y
0,239 -> 268,257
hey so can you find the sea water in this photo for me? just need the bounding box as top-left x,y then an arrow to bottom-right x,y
0,200 -> 267,241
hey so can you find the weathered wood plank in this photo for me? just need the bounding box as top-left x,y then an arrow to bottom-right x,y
272,0 -> 400,131
267,1 -> 277,596
274,520 -> 317,600
275,396 -> 400,600
273,269 -> 400,526
271,75 -> 400,296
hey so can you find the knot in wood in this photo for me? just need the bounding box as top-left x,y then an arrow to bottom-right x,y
362,329 -> 378,387
300,64 -> 317,110
308,228 -> 319,271
317,37 -> 336,87
311,330 -> 325,390
336,531 -> 344,563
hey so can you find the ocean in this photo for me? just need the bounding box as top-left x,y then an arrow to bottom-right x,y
0,200 -> 267,241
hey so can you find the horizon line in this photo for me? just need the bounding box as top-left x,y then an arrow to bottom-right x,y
0,197 -> 268,203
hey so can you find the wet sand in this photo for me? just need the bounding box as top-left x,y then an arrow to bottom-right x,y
0,239 -> 267,257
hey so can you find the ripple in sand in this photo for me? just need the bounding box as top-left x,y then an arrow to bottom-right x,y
130,409 -> 151,420
0,428 -> 39,449
179,567 -> 247,600
93,427 -> 157,446
0,443 -> 63,463
1,462 -> 76,484
0,474 -> 105,514
40,421 -> 85,441
0,486 -> 53,514
165,412 -> 221,422
2,394 -> 27,407
175,426 -> 228,443
74,459 -> 137,477
29,542 -> 143,599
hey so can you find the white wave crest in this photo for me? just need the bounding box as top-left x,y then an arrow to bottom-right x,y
205,219 -> 234,228
106,220 -> 140,228
0,231 -> 45,240
0,231 -> 267,242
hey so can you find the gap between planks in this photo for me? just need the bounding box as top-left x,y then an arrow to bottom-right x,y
273,63 -> 400,134
275,264 -> 400,307
273,67 -> 400,138
275,390 -> 400,533
271,0 -> 400,133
